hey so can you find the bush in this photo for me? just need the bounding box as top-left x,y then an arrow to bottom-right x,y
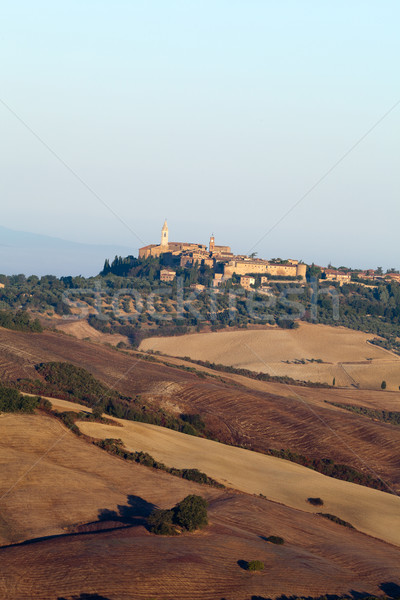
246,560 -> 264,571
317,513 -> 354,529
147,509 -> 176,535
148,495 -> 208,535
265,535 -> 284,545
381,380 -> 387,389
174,495 -> 208,532
307,497 -> 324,506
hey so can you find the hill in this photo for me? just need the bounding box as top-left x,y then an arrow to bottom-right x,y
47,396 -> 400,547
139,322 -> 400,389
0,326 -> 399,495
0,225 -> 130,276
0,411 -> 399,599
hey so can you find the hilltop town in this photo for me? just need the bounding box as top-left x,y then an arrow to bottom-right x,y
139,221 -> 398,289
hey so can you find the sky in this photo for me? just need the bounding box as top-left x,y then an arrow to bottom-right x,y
1,0 -> 399,274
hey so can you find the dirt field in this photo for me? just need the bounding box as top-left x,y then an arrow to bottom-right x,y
1,412 -> 400,599
140,322 -> 400,389
1,326 -> 399,495
54,319 -> 130,346
74,408 -> 400,547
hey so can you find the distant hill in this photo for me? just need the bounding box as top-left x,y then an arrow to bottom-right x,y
0,226 -> 132,276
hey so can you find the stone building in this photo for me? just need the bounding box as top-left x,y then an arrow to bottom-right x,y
160,269 -> 176,282
322,269 -> 351,285
139,221 -> 207,259
240,275 -> 256,289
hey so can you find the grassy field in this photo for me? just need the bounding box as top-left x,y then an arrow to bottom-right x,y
140,322 -> 400,390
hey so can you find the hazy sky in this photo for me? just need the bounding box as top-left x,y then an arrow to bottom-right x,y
1,1 -> 399,273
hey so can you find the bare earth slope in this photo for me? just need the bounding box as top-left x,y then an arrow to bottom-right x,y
74,407 -> 400,546
1,412 -> 400,599
140,323 -> 400,389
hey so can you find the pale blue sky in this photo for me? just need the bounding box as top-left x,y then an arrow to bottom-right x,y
1,1 -> 399,274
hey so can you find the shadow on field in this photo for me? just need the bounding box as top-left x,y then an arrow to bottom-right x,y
58,595 -> 112,600
98,494 -> 156,529
248,582 -> 400,600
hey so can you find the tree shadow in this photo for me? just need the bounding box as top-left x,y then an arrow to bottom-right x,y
379,582 -> 400,599
237,559 -> 249,570
98,494 -> 156,529
58,594 -> 112,600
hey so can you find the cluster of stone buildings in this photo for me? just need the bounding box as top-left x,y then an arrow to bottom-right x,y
140,221 -> 307,287
140,221 -> 400,290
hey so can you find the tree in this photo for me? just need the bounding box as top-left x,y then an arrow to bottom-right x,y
246,560 -> 264,571
148,509 -> 176,535
381,380 -> 387,389
92,404 -> 104,420
174,495 -> 208,532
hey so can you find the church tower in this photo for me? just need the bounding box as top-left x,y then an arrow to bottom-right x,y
209,234 -> 215,252
161,219 -> 169,247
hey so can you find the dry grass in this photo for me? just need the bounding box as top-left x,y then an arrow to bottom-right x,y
54,319 -> 130,346
1,325 -> 400,495
1,412 -> 400,599
140,322 -> 400,390
73,404 -> 400,547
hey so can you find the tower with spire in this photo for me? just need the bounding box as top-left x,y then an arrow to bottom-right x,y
161,219 -> 169,247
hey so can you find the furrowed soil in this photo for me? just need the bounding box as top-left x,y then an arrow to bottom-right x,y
0,325 -> 400,496
140,322 -> 400,390
0,412 -> 399,599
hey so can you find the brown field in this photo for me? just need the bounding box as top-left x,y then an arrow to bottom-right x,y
71,402 -> 400,547
1,412 -> 400,599
54,319 -> 130,346
140,322 -> 400,390
0,325 -> 400,496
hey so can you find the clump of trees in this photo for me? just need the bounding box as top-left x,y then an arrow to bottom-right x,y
0,385 -> 41,413
307,497 -> 324,506
18,362 -> 208,438
0,309 -> 42,332
148,495 -> 208,535
317,513 -> 354,529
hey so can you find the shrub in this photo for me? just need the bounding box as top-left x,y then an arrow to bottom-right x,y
307,497 -> 324,506
317,513 -> 354,529
246,560 -> 264,571
147,509 -> 176,535
148,495 -> 208,535
265,536 -> 284,545
174,495 -> 208,532
381,380 -> 387,389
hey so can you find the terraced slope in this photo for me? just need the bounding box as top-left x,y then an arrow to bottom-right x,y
0,412 -> 400,599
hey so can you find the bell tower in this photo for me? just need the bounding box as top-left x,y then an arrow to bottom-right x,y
161,219 -> 169,247
209,234 -> 215,252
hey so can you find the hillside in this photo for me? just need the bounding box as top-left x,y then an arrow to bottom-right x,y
140,322 -> 400,389
46,396 -> 400,547
0,411 -> 400,599
0,326 -> 399,495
